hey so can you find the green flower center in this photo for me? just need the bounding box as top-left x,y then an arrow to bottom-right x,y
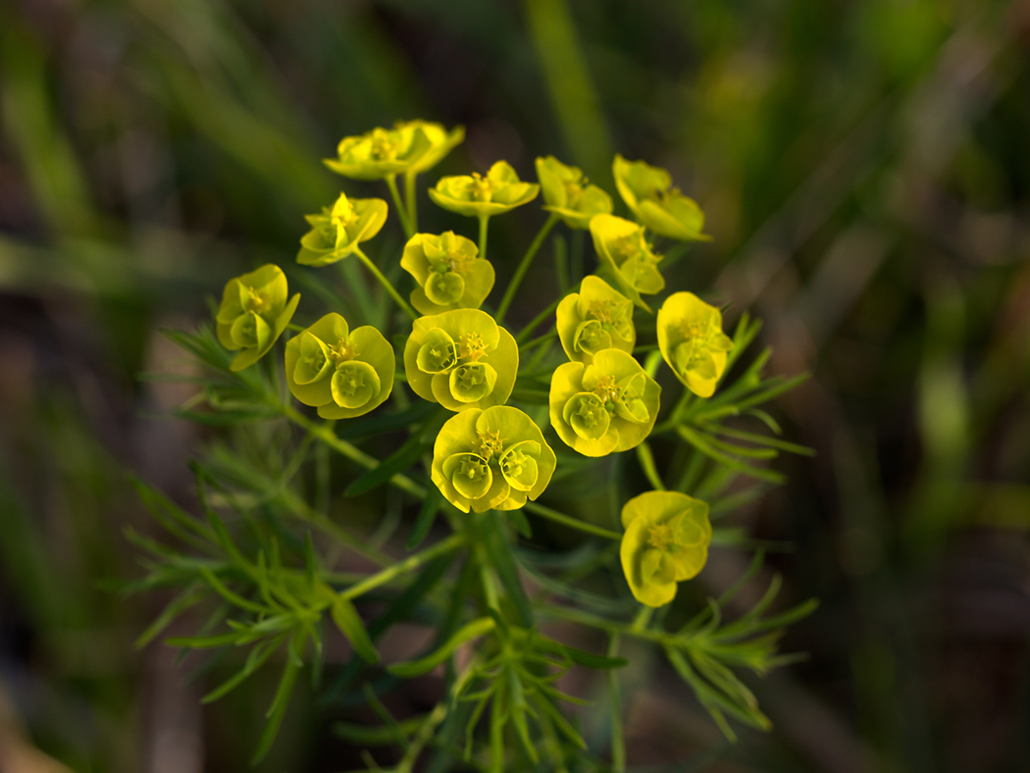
469,172 -> 495,201
592,374 -> 620,406
477,430 -> 505,463
587,299 -> 616,325
562,392 -> 610,441
368,128 -> 398,160
647,523 -> 677,551
241,286 -> 269,314
458,332 -> 488,361
327,338 -> 358,366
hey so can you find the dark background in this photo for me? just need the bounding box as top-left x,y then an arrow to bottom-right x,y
1,0 -> 1029,770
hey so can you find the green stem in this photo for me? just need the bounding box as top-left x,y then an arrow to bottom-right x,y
340,534 -> 464,600
386,175 -> 413,238
496,213 -> 559,325
515,296 -> 562,344
353,246 -> 417,320
281,404 -> 427,500
636,442 -> 666,491
536,605 -> 678,645
286,323 -> 306,333
653,386 -> 695,434
404,172 -> 419,233
523,502 -> 620,540
478,215 -> 490,262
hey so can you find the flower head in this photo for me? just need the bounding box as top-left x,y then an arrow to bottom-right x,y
403,309 -> 517,412
556,276 -> 635,364
535,156 -> 612,229
613,155 -> 710,242
432,406 -> 556,512
620,491 -> 711,607
284,313 -> 394,419
215,264 -> 300,372
549,349 -> 660,457
428,161 -> 539,218
656,292 -> 734,398
400,231 -> 495,316
297,193 -> 388,267
589,215 -> 664,312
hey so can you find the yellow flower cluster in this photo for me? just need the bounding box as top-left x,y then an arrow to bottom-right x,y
211,123 -> 743,609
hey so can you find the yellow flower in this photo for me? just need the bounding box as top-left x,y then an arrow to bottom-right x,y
403,309 -> 518,412
589,214 -> 664,311
284,313 -> 394,420
324,125 -> 431,180
656,292 -> 734,398
535,155 -> 612,229
555,276 -> 635,364
613,155 -> 710,242
620,491 -> 711,607
428,161 -> 539,218
431,406 -> 556,513
215,264 -> 300,372
549,349 -> 660,457
395,120 -> 465,176
400,232 -> 495,316
297,193 -> 388,267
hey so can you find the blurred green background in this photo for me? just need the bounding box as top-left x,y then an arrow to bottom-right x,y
2,0 -> 1029,770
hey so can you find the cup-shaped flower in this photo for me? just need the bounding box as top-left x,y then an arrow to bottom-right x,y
404,309 -> 517,412
324,125 -> 431,180
556,276 -> 635,364
400,232 -> 495,316
297,193 -> 388,267
535,156 -> 612,229
284,313 -> 394,420
620,491 -> 711,607
656,292 -> 734,398
428,161 -> 539,218
396,120 -> 465,176
613,155 -> 710,242
432,406 -> 556,512
215,264 -> 300,372
549,349 -> 660,457
589,214 -> 664,311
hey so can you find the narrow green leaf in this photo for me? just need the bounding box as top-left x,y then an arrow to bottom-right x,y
678,426 -> 786,485
202,632 -> 286,704
333,716 -> 426,746
478,518 -> 533,627
251,658 -> 300,765
165,630 -> 245,649
135,585 -> 206,649
406,485 -> 442,550
387,617 -> 495,678
331,597 -> 380,664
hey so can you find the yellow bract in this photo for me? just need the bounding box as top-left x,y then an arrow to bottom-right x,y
428,161 -> 539,218
403,309 -> 517,412
549,349 -> 660,457
656,292 -> 734,398
284,313 -> 394,420
432,406 -> 556,513
324,121 -> 463,180
215,264 -> 300,372
535,155 -> 612,229
589,214 -> 664,312
400,231 -> 495,316
613,155 -> 710,242
555,276 -> 635,364
297,193 -> 388,267
620,491 -> 711,607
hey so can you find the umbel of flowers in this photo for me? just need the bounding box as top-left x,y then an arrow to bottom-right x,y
212,125 -> 739,615
432,406 -> 556,513
284,313 -> 394,419
404,309 -> 518,412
